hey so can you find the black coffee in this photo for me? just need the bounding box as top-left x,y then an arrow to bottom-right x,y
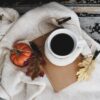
50,33 -> 74,56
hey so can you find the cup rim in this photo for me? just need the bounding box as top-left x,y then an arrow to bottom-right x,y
46,29 -> 78,59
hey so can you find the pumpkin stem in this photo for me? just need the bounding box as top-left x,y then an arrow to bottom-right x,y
11,49 -> 22,55
16,50 -> 22,55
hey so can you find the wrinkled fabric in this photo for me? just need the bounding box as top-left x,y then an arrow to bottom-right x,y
0,7 -> 19,40
0,7 -> 19,100
0,2 -> 100,100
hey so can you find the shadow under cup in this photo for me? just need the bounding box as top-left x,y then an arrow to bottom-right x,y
49,33 -> 76,57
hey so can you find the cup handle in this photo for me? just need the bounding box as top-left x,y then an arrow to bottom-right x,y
77,39 -> 86,48
77,39 -> 92,57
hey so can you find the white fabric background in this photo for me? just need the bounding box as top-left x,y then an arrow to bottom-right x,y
0,2 -> 100,100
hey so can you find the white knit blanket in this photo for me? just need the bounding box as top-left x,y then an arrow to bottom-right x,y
0,2 -> 100,100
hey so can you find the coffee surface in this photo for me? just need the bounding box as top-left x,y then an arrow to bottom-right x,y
50,33 -> 74,56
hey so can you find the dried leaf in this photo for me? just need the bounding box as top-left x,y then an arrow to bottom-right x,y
77,57 -> 95,81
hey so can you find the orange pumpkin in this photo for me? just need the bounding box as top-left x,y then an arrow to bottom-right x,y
10,42 -> 33,67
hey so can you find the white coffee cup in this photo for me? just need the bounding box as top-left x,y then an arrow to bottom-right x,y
45,28 -> 85,66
